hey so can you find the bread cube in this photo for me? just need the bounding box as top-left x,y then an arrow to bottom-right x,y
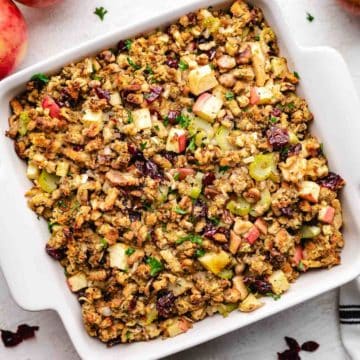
133,108 -> 152,130
188,65 -> 218,95
268,270 -> 290,295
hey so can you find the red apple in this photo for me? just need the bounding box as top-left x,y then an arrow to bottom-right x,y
293,245 -> 303,266
254,218 -> 267,235
249,87 -> 260,105
42,95 -> 61,118
176,168 -> 195,180
0,0 -> 28,80
245,226 -> 260,245
14,0 -> 63,7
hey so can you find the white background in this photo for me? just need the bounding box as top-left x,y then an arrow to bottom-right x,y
1,0 -> 360,359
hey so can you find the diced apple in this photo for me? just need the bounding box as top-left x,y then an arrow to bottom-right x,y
132,108 -> 152,130
229,231 -> 242,255
193,93 -> 223,122
232,276 -> 249,300
249,86 -> 273,105
67,272 -> 88,292
249,42 -> 267,86
198,251 -> 231,275
318,206 -> 335,224
298,181 -> 320,203
82,109 -> 103,125
109,92 -> 122,106
42,95 -> 61,118
293,245 -> 303,266
166,128 -> 187,153
254,218 -> 268,235
188,65 -> 218,95
164,317 -> 192,337
245,226 -> 260,245
270,57 -> 288,78
239,293 -> 263,312
176,168 -> 195,180
56,161 -> 69,177
108,243 -> 128,270
300,225 -> 321,239
268,270 -> 290,295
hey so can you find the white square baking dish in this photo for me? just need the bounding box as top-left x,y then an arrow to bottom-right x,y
1,1 -> 360,359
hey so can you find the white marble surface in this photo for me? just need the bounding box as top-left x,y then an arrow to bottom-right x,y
1,0 -> 359,359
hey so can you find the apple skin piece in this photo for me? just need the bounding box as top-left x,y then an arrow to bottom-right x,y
254,218 -> 268,235
298,181 -> 320,203
188,65 -> 218,95
0,0 -> 28,79
249,86 -> 274,105
318,206 -> 335,224
166,128 -> 187,153
14,0 -> 63,7
245,226 -> 260,245
42,95 -> 61,118
176,168 -> 195,180
193,92 -> 223,122
293,245 -> 303,266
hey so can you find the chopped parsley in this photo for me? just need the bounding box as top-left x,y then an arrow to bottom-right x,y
297,261 -> 305,272
293,71 -> 300,79
266,292 -> 281,301
125,247 -> 135,256
225,92 -> 235,101
254,35 -> 260,41
140,142 -> 147,150
31,73 -> 49,85
209,216 -> 220,226
94,7 -> 108,21
306,12 -> 315,22
47,222 -> 58,233
319,143 -> 324,155
270,116 -> 278,123
219,165 -> 230,173
145,64 -> 153,75
173,172 -> 180,181
163,116 -> 169,126
125,39 -> 133,51
176,114 -> 191,128
187,136 -> 196,152
146,257 -> 164,276
195,249 -> 206,258
174,206 -> 187,215
127,110 -> 133,123
127,57 -> 141,70
178,60 -> 189,71
176,234 -> 203,245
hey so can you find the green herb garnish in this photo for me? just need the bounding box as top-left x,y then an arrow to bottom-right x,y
146,257 -> 164,276
47,222 -> 58,233
187,136 -> 196,152
293,71 -> 300,79
266,292 -> 281,301
195,249 -> 206,258
145,64 -> 153,75
127,57 -> 141,70
174,206 -> 187,215
94,7 -> 108,21
125,247 -> 135,256
306,12 -> 314,22
209,217 -> 220,226
176,114 -> 191,128
319,143 -> 324,155
125,39 -> 133,51
225,92 -> 235,101
140,142 -> 147,150
127,110 -> 133,123
173,172 -> 180,181
254,35 -> 260,41
163,116 -> 169,126
219,165 -> 230,173
297,261 -> 305,272
176,234 -> 203,245
100,238 -> 108,249
178,60 -> 189,71
31,73 -> 49,85
270,116 -> 278,123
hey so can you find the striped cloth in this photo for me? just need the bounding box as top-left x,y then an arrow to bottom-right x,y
340,278 -> 360,359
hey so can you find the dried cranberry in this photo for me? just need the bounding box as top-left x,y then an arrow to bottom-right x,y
217,227 -> 230,239
160,150 -> 177,164
128,296 -> 137,311
193,200 -> 208,219
107,337 -> 122,347
280,206 -> 293,218
117,40 -> 129,52
95,87 -> 110,101
203,172 -> 215,186
167,110 -> 180,125
165,57 -> 179,68
272,108 -> 282,117
285,337 -> 300,352
1,324 -> 39,347
156,291 -> 176,318
45,244 -> 66,261
16,325 -> 39,340
128,210 -> 141,222
318,172 -> 345,191
267,126 -> 289,150
73,144 -> 83,152
144,86 -> 163,103
197,35 -> 213,45
187,12 -> 197,25
301,341 -> 319,352
243,276 -> 272,294
288,143 -> 302,157
1,330 -> 22,347
203,223 -> 218,238
269,253 -> 285,270
277,349 -> 300,360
